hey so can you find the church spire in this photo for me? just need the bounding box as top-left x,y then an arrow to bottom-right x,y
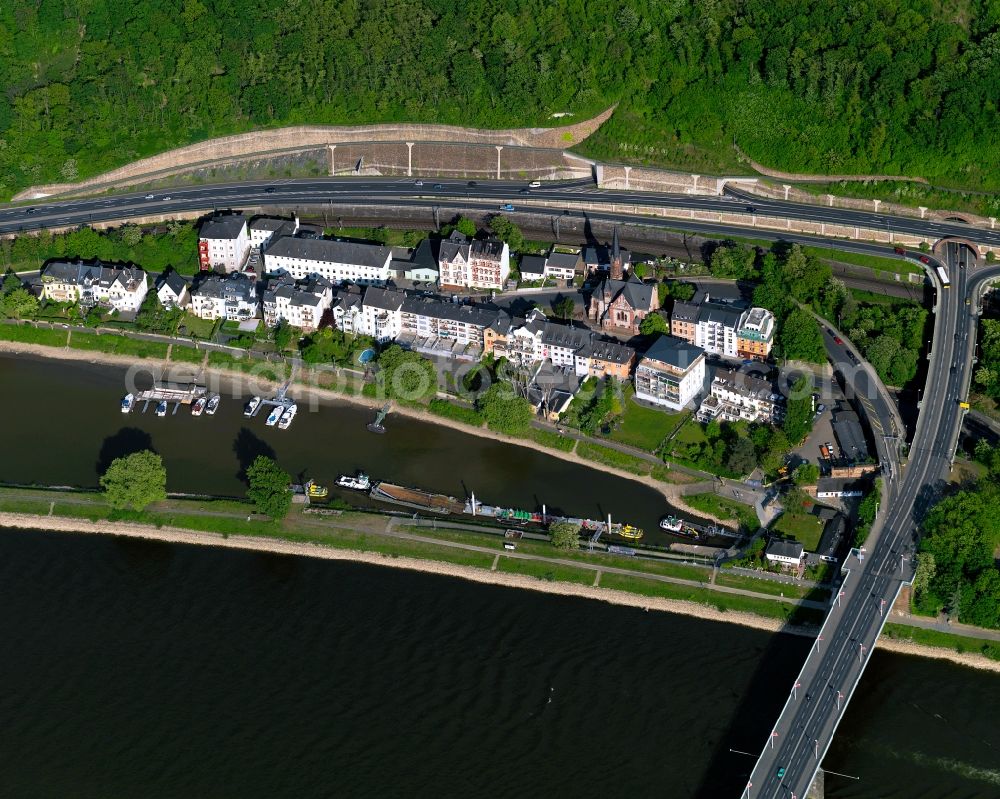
610,226 -> 623,280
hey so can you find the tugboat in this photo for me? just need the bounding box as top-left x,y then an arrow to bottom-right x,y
336,472 -> 371,491
120,393 -> 135,414
191,397 -> 207,416
155,400 -> 168,417
205,395 -> 220,415
244,396 -> 261,417
619,524 -> 644,541
265,406 -> 282,427
659,515 -> 684,533
277,403 -> 297,430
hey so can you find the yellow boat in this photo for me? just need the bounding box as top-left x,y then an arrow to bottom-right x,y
619,524 -> 644,540
308,483 -> 329,498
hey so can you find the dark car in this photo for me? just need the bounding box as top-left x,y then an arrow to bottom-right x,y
24,207 -> 37,214
745,205 -> 756,213
467,181 -> 477,187
919,255 -> 931,264
433,183 -> 443,189
264,187 -> 276,193
519,188 -> 531,195
894,247 -> 906,255
834,336 -> 844,345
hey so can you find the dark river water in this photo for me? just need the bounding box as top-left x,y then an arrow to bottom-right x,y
1,354 -> 999,797
0,353 -> 693,545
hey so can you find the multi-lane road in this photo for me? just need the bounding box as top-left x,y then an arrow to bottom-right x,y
747,244 -> 1000,798
5,177 -> 1000,253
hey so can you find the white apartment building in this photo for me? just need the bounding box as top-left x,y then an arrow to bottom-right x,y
695,302 -> 743,358
263,236 -> 392,284
359,287 -> 406,342
633,335 -> 706,411
262,274 -> 333,331
41,260 -> 148,313
189,273 -> 258,322
198,214 -> 250,272
696,371 -> 784,424
438,231 -> 510,290
249,216 -> 299,250
155,270 -> 189,310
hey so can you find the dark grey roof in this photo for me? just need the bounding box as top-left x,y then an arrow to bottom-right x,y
766,539 -> 804,559
194,272 -> 256,302
641,335 -> 705,370
331,285 -> 364,310
400,296 -> 501,327
199,214 -> 247,240
599,273 -> 655,311
250,217 -> 290,232
262,274 -> 331,308
583,244 -> 631,267
470,238 -> 506,260
439,232 -> 470,263
832,411 -> 869,461
699,301 -> 744,327
412,239 -> 439,270
537,322 -> 634,364
363,286 -> 406,311
671,301 -> 700,324
816,477 -> 867,494
43,260 -> 146,291
264,236 -> 391,269
546,251 -> 581,270
157,270 -> 188,296
519,255 -> 546,276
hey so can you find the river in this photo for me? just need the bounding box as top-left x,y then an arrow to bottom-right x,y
0,353 -> 697,546
0,527 -> 996,798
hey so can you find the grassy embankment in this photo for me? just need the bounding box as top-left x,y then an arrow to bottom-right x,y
881,623 -> 1000,662
683,492 -> 759,531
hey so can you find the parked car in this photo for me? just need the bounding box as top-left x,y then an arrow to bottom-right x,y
817,404 -> 826,413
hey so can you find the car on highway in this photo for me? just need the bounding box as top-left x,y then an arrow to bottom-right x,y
499,203 -> 514,211
745,205 -> 756,213
414,180 -> 424,187
144,194 -> 155,200
467,181 -> 477,187
529,180 -> 541,188
960,261 -> 966,268
966,298 -> 971,305
433,183 -> 443,189
264,187 -> 276,193
776,767 -> 786,778
894,247 -> 905,255
834,336 -> 844,345
162,196 -> 171,200
519,189 -> 530,195
24,207 -> 37,214
919,255 -> 931,264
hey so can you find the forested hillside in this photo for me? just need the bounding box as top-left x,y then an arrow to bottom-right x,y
2,0 -> 999,199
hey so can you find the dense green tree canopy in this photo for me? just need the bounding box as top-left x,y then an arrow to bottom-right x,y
639,312 -> 669,337
245,455 -> 292,519
4,1 -> 997,199
549,521 -> 581,550
99,450 -> 167,511
377,345 -> 437,400
476,383 -> 533,435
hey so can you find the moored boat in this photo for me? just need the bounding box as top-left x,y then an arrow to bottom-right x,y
244,396 -> 261,417
336,472 -> 371,491
205,395 -> 220,415
619,524 -> 644,540
265,406 -> 282,426
120,393 -> 134,413
277,403 -> 297,429
659,515 -> 684,532
191,397 -> 207,416
307,482 -> 329,498
155,400 -> 168,417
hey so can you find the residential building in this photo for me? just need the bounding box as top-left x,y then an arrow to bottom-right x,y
189,272 -> 258,322
814,477 -> 867,499
765,539 -> 805,566
330,285 -> 365,335
695,302 -> 744,358
398,296 -> 502,360
41,260 -> 148,313
261,274 -> 333,331
437,231 -> 510,290
544,250 -> 582,281
198,214 -> 250,272
249,216 -> 299,251
155,270 -> 189,310
633,335 -> 706,410
696,370 -> 784,424
388,239 -> 439,287
832,409 -> 869,462
737,306 -> 776,360
670,300 -> 699,343
518,255 -> 547,282
588,228 -> 658,334
263,236 -> 392,285
360,286 -> 407,342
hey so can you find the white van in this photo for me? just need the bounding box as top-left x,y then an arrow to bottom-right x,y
528,180 -> 541,188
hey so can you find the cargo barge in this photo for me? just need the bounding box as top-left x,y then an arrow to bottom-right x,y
369,482 -> 466,515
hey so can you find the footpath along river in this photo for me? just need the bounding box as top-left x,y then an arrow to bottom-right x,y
0,352 -> 701,546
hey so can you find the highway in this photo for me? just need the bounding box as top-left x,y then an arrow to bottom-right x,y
5,177 -> 1000,251
746,245 -> 1000,799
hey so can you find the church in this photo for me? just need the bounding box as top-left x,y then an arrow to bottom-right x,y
587,228 -> 659,335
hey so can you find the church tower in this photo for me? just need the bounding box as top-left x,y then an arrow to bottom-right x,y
610,226 -> 623,280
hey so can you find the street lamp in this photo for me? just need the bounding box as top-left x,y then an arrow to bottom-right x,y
860,643 -> 867,663
792,680 -> 801,700
836,690 -> 843,711
770,731 -> 779,749
837,589 -> 845,608
814,634 -> 823,653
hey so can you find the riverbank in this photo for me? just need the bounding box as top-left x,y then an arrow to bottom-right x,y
0,339 -> 734,527
1,510 -> 997,673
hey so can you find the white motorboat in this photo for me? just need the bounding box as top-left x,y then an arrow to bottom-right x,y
191,397 -> 207,416
244,396 -> 261,417
336,472 -> 371,491
659,515 -> 684,533
265,406 -> 282,426
205,395 -> 220,415
155,401 -> 168,417
121,393 -> 134,413
277,403 -> 297,430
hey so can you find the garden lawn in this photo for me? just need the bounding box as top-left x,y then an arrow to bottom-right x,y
607,397 -> 686,451
772,511 -> 825,551
684,492 -> 759,530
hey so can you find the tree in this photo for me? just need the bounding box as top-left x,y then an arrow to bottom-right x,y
100,450 -> 167,511
780,308 -> 825,363
792,463 -> 820,485
549,521 -> 581,549
782,375 -> 814,444
377,345 -> 437,400
726,437 -> 757,475
639,312 -> 669,336
245,455 -> 292,519
273,319 -> 295,351
489,215 -> 523,252
477,382 -> 533,434
709,242 -> 756,280
0,287 -> 39,319
121,225 -> 143,247
553,296 -> 575,320
134,290 -> 181,333
455,216 -> 477,237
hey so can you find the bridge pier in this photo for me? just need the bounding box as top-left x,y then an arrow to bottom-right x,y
807,769 -> 825,798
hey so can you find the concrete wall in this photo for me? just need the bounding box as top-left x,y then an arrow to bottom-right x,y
595,164 -> 759,196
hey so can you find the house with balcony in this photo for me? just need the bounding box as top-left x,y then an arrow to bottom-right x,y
360,286 -> 407,342
155,269 -> 190,310
41,259 -> 148,313
261,273 -> 333,331
198,213 -> 250,272
633,335 -> 706,410
263,236 -> 392,285
249,216 -> 299,252
737,306 -> 776,360
397,296 -> 502,360
189,272 -> 258,322
437,231 -> 510,290
696,370 -> 784,424
670,294 -> 775,362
